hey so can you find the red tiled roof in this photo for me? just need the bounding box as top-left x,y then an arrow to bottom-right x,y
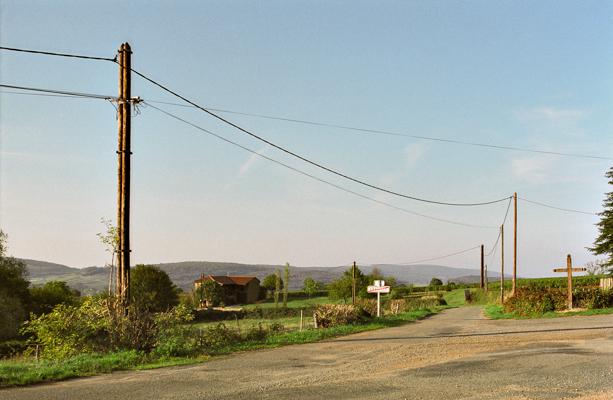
194,275 -> 259,286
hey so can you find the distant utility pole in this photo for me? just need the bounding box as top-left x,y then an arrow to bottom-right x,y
116,42 -> 132,306
480,245 -> 484,289
500,224 -> 505,303
512,192 -> 517,296
352,261 -> 357,305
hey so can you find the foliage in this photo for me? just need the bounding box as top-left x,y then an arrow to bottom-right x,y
0,340 -> 27,359
313,304 -> 364,328
574,288 -> 613,309
199,279 -> 224,307
283,263 -> 290,307
302,278 -> 323,298
30,281 -> 80,316
21,296 -> 194,359
130,264 -> 179,312
590,166 -> 613,271
274,270 -> 281,307
0,231 -> 31,340
261,273 -> 283,299
327,265 -> 369,303
429,277 -> 443,287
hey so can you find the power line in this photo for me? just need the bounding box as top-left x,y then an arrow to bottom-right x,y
0,46 -> 116,62
0,84 -> 115,100
519,197 -> 597,216
146,99 -> 613,162
143,102 -> 500,229
132,68 -> 512,207
486,198 -> 512,257
365,245 -> 481,266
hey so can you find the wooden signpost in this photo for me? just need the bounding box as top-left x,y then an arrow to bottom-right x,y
553,254 -> 586,310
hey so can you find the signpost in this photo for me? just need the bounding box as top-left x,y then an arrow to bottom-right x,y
553,254 -> 586,310
367,280 -> 390,317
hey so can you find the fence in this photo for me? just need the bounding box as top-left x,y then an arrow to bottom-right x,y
600,277 -> 613,290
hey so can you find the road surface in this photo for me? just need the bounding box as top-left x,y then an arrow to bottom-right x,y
3,307 -> 613,399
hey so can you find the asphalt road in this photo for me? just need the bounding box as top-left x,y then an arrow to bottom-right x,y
4,307 -> 613,400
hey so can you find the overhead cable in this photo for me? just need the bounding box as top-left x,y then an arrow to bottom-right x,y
143,102 -> 499,229
519,197 -> 597,216
132,68 -> 511,207
365,245 -> 481,266
0,46 -> 116,62
0,84 -> 115,100
146,99 -> 613,162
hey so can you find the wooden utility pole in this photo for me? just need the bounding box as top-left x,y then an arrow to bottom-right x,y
480,245 -> 485,289
512,192 -> 517,295
116,42 -> 132,306
352,261 -> 356,305
500,225 -> 505,303
553,254 -> 586,310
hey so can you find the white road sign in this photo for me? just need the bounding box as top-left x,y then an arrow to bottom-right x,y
367,285 -> 390,294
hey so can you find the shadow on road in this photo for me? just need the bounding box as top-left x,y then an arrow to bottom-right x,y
328,325 -> 613,343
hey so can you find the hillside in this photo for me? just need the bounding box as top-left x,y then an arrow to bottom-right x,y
21,259 -> 507,293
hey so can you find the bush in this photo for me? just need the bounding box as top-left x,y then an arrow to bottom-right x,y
130,265 -> 180,312
313,304 -> 363,328
0,340 -> 27,359
504,288 -> 567,316
22,297 -> 194,359
30,281 -> 80,316
575,288 -> 613,309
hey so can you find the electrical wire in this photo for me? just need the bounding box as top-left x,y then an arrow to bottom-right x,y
0,46 -> 116,62
146,99 -> 613,162
0,84 -> 115,100
485,198 -> 512,257
143,102 -> 500,229
132,68 -> 512,207
519,197 -> 597,216
364,245 -> 482,266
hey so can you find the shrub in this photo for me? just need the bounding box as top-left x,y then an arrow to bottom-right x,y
198,323 -> 241,349
22,297 -> 194,359
504,288 -> 567,316
0,340 -> 27,359
29,281 -> 80,316
575,288 -> 613,309
313,304 -> 363,328
130,265 -> 179,312
355,299 -> 378,317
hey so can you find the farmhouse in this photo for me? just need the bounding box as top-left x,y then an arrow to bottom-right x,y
194,275 -> 261,305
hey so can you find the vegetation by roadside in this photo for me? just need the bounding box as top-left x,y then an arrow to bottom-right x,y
0,307 -> 437,388
484,304 -> 613,320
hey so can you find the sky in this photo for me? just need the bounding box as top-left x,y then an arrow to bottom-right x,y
1,1 -> 612,277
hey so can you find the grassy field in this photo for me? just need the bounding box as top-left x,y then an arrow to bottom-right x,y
241,296 -> 342,309
0,306 -> 439,388
484,304 -> 613,320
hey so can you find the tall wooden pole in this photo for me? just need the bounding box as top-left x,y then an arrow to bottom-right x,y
566,254 -> 573,310
500,225 -> 505,303
352,261 -> 356,305
480,245 -> 484,289
512,192 -> 517,295
116,43 -> 132,306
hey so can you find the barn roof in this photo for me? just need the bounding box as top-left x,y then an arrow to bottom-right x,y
194,275 -> 259,286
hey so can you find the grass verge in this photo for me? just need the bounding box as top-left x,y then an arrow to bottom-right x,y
0,308 -> 437,388
484,304 -> 613,320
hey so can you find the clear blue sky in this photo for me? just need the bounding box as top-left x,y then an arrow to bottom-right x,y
1,1 -> 611,277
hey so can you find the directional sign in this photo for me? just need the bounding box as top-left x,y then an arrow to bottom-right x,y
367,285 -> 390,294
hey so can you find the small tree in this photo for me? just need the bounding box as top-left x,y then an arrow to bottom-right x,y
0,230 -> 30,339
303,277 -> 322,298
283,263 -> 290,307
30,281 -> 80,315
200,279 -> 224,307
590,166 -> 613,272
429,277 -> 443,288
130,264 -> 179,312
274,270 -> 281,308
262,273 -> 283,299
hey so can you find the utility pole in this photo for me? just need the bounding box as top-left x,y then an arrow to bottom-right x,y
480,244 -> 484,289
116,42 -> 132,306
512,192 -> 517,296
352,261 -> 356,305
500,224 -> 505,303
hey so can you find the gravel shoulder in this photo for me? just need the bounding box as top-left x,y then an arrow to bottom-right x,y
3,307 -> 613,400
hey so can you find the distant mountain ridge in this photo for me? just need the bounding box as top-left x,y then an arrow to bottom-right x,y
21,258 -> 507,294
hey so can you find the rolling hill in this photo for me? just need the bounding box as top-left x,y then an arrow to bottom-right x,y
21,259 -> 507,294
